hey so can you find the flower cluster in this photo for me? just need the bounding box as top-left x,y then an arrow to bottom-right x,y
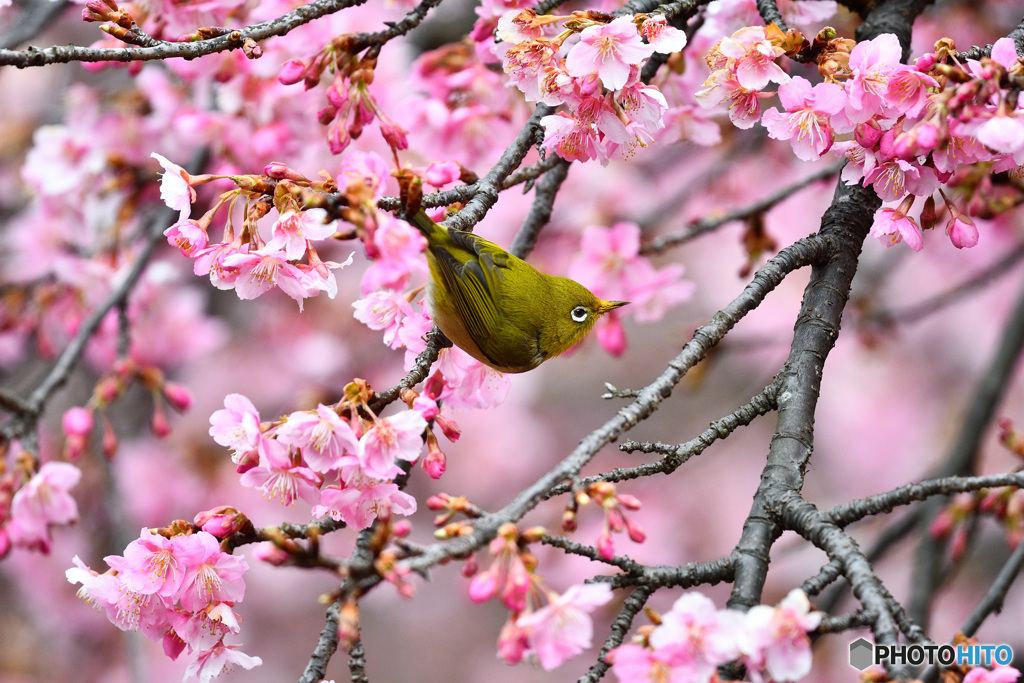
208,385 -> 456,529
700,28 -> 1024,251
0,459 -> 81,556
568,221 -> 694,355
154,153 -> 353,311
608,589 -> 822,683
61,358 -> 194,459
465,523 -> 614,670
498,11 -> 687,163
278,41 -> 409,156
66,528 -> 261,682
562,481 -> 646,559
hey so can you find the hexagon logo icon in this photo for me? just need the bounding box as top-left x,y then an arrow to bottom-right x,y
849,638 -> 873,671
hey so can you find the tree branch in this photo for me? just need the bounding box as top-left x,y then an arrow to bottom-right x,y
0,0 -> 368,67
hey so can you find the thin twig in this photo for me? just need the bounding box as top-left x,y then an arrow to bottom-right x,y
0,0 -> 368,67
861,241 -> 1024,327
640,162 -> 842,255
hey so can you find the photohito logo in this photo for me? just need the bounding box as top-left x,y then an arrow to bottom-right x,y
848,638 -> 1014,671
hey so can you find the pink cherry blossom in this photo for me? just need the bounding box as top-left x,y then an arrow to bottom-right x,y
638,15 -> 687,54
118,528 -> 203,598
164,220 -> 210,257
648,592 -> 742,680
151,152 -> 196,222
738,589 -> 822,682
264,209 -> 338,260
183,641 -> 263,683
565,17 -> 655,91
541,111 -> 603,163
361,216 -> 428,293
469,531 -> 531,610
66,555 -> 125,624
717,26 -> 790,91
239,437 -> 322,505
516,583 -> 613,670
973,116 -> 1024,155
314,464 -> 417,529
6,461 -> 81,553
870,198 -> 924,251
844,32 -> 903,123
275,404 -> 360,473
352,290 -> 415,348
608,642 -> 703,682
358,410 -> 428,479
696,68 -> 772,130
219,248 -> 316,307
761,76 -> 845,160
337,150 -> 392,202
209,393 -> 263,466
178,531 -> 249,612
432,346 -> 511,410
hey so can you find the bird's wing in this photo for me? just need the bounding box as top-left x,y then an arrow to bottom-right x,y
431,229 -> 509,354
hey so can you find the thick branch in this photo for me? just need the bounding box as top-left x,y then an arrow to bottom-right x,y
728,179 -> 880,611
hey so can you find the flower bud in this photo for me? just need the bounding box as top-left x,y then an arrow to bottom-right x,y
63,407 -> 94,437
254,541 -> 291,566
162,382 -> 193,412
278,59 -> 307,85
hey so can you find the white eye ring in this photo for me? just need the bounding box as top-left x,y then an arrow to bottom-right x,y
570,306 -> 588,323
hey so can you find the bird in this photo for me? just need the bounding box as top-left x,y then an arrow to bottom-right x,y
406,209 -> 627,373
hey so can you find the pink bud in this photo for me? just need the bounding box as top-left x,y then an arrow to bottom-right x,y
929,511 -> 953,539
424,161 -> 461,188
234,448 -> 259,474
435,415 -> 461,442
947,214 -> 979,249
596,316 -> 627,356
625,517 -> 647,544
0,529 -> 10,561
380,121 -> 409,151
101,416 -> 118,458
423,446 -> 446,479
194,505 -> 247,538
462,553 -> 479,577
412,396 -> 438,421
151,402 -> 171,437
278,59 -> 307,85
162,382 -> 193,412
617,493 -> 642,510
63,407 -> 94,437
392,520 -> 411,537
254,541 -> 291,566
317,105 -> 339,126
854,120 -> 883,148
915,53 -> 938,71
597,532 -> 615,560
468,572 -> 496,603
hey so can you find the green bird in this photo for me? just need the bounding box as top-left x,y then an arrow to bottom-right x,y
407,209 -> 628,373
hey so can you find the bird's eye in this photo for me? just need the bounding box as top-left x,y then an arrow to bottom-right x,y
570,306 -> 589,323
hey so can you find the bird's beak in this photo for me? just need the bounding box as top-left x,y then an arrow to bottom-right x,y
598,300 -> 629,314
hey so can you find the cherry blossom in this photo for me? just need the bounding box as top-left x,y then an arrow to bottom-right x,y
275,404 -> 360,473
565,17 -> 655,91
6,461 -> 81,553
515,583 -> 613,670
